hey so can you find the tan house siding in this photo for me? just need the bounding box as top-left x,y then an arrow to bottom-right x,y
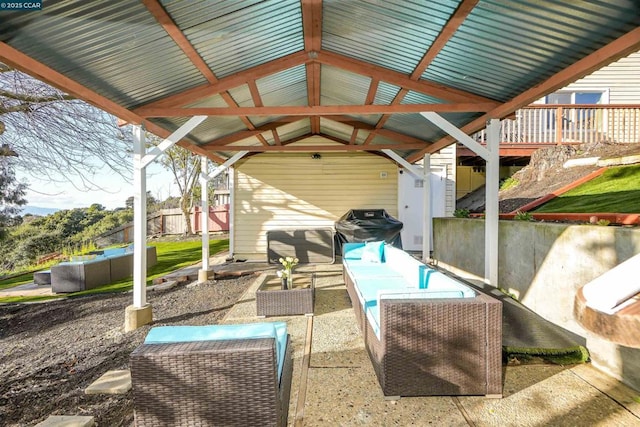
427,144 -> 457,216
233,150 -> 398,260
563,50 -> 640,104
544,50 -> 640,143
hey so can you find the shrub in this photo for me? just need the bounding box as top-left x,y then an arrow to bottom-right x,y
514,211 -> 534,221
500,176 -> 519,191
453,208 -> 470,218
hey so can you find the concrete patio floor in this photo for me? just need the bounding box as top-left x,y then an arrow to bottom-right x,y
222,263 -> 640,427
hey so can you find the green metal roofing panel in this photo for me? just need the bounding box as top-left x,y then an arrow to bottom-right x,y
320,117 -> 357,143
1,0 -> 206,109
421,0 -> 640,101
277,119 -> 311,142
320,65 -> 371,106
164,0 -> 304,78
256,65 -> 308,106
323,0 -> 460,74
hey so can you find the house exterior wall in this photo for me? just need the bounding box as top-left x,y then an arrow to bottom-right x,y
562,50 -> 640,104
426,143 -> 457,216
233,150 -> 398,260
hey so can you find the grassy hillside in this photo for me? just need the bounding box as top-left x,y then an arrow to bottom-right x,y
534,165 -> 640,213
0,238 -> 229,302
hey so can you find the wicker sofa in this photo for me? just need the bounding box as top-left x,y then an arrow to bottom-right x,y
50,246 -> 157,293
342,242 -> 503,398
130,322 -> 293,427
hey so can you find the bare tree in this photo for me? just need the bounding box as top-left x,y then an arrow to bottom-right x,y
0,63 -> 131,190
156,141 -> 203,235
0,145 -> 27,238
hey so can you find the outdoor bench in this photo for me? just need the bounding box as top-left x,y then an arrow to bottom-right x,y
343,241 -> 503,398
130,322 -> 293,427
49,246 -> 157,293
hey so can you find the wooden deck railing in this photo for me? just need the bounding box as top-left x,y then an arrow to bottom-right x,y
472,104 -> 640,145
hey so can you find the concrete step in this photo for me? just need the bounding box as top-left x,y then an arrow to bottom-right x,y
35,415 -> 95,427
84,370 -> 131,395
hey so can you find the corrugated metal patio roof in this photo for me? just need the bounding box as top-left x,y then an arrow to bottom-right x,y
0,0 -> 638,163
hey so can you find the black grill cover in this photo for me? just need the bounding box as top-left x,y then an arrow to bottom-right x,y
335,209 -> 403,252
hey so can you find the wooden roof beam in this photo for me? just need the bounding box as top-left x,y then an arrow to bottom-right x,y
367,1 -> 478,144
134,51 -> 310,112
0,41 -> 224,164
143,0 -> 271,147
207,143 -> 429,152
141,0 -> 218,84
202,116 -> 306,147
410,0 -> 479,79
302,0 -> 323,53
315,50 -> 497,105
139,102 -> 495,117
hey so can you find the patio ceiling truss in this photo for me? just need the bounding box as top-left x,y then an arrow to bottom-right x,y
1,0 -> 639,330
133,0 -> 498,159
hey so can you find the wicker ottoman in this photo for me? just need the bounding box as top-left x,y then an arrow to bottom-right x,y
256,274 -> 315,316
130,323 -> 293,427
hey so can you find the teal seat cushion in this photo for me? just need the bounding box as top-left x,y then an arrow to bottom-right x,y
345,262 -> 403,278
361,241 -> 385,263
343,242 -> 366,259
423,271 -> 477,297
144,322 -> 288,380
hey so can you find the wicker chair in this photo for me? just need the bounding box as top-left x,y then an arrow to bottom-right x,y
130,325 -> 293,427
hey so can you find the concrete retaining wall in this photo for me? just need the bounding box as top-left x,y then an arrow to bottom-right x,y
433,218 -> 640,391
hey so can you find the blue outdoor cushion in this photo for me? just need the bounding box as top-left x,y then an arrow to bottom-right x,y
144,322 -> 288,380
361,241 -> 385,263
342,242 -> 366,260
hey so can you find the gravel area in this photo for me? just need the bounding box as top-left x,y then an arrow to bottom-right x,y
0,274 -> 256,426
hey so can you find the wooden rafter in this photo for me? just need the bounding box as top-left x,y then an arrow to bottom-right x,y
407,26 -> 640,162
302,0 -> 323,136
141,0 -> 218,84
349,128 -> 359,145
142,0 -> 271,146
364,79 -> 379,105
138,102 -> 495,118
302,0 -> 323,52
367,1 -> 479,145
207,142 -> 428,152
315,50 -> 497,105
362,88 -> 408,145
202,117 -> 307,147
134,51 -> 310,112
410,0 -> 479,80
0,41 -> 224,164
271,129 -> 282,146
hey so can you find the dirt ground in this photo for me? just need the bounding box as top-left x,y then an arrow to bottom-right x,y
0,274 -> 256,426
499,141 -> 640,213
458,141 -> 640,213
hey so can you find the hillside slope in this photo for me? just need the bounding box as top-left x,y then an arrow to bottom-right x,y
457,141 -> 640,213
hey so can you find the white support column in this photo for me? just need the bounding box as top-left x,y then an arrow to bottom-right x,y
422,154 -> 432,263
485,119 -> 501,287
125,125 -> 152,332
198,156 -> 210,283
229,167 -> 236,259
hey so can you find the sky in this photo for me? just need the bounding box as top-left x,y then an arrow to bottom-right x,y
19,162 -> 179,211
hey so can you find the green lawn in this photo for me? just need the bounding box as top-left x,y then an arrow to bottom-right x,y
0,238 -> 229,303
534,165 -> 640,213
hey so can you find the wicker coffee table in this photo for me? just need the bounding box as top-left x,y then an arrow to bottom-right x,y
256,273 -> 315,317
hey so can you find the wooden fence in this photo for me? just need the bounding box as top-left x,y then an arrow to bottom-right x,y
96,205 -> 230,246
